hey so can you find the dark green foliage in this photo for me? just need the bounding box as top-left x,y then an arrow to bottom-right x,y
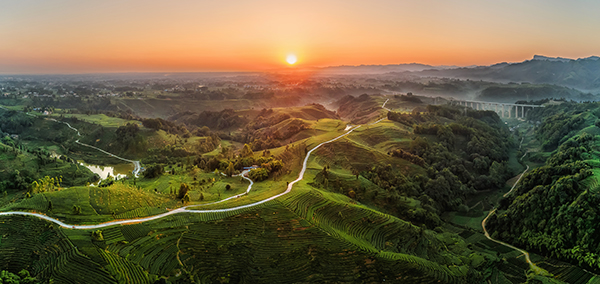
376,105 -> 513,214
0,110 -> 34,134
178,183 -> 190,199
248,168 -> 269,182
246,108 -> 290,130
92,230 -> 104,241
143,164 -> 164,179
115,123 -> 146,152
488,130 -> 600,271
195,133 -> 220,154
387,111 -> 418,127
141,117 -> 190,136
389,149 -> 426,167
537,110 -> 586,151
169,109 -> 248,130
396,93 -> 423,103
0,269 -> 38,284
424,168 -> 471,210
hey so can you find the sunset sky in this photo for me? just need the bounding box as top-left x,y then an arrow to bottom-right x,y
2,0 -> 600,74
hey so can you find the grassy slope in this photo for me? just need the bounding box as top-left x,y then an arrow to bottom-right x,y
0,142 -> 97,187
0,102 -> 494,282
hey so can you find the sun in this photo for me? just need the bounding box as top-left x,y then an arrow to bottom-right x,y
286,54 -> 297,65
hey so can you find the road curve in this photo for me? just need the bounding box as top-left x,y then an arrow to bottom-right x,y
382,98 -> 391,111
481,166 -> 543,273
0,123 -> 363,229
503,165 -> 529,198
45,118 -> 142,176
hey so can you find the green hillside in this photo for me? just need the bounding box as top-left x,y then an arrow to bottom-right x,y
487,102 -> 600,276
0,97 -> 583,283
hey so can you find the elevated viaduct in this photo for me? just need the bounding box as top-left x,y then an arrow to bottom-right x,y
448,99 -> 543,118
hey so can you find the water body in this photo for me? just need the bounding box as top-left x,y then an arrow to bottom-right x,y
78,160 -> 133,180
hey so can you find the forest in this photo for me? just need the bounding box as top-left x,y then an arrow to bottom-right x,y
487,102 -> 600,273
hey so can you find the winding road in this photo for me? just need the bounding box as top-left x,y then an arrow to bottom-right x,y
382,98 -> 391,111
503,165 -> 529,198
481,165 -> 543,273
46,118 -> 141,176
0,111 -> 366,229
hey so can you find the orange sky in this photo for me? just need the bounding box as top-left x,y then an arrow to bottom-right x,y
1,0 -> 600,74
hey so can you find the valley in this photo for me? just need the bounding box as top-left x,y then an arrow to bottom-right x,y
1,73 -> 600,284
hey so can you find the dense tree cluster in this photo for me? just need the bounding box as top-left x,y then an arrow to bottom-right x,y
247,118 -> 310,151
488,135 -> 596,269
190,144 -> 286,182
537,111 -> 586,151
389,149 -> 426,167
0,135 -> 97,192
395,93 -> 423,103
488,101 -> 600,272
169,109 -> 248,130
0,269 -> 38,284
246,109 -> 290,130
142,117 -> 191,137
387,111 -> 420,127
144,164 -> 164,179
374,105 -> 513,213
115,123 -> 144,151
195,134 -> 221,154
0,110 -> 34,134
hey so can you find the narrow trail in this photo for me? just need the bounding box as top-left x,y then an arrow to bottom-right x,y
382,98 -> 391,111
45,118 -> 141,176
503,165 -> 529,198
482,164 -> 542,272
482,208 -> 544,274
0,109 -> 375,229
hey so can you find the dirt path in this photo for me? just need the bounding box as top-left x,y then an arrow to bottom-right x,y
482,166 -> 545,274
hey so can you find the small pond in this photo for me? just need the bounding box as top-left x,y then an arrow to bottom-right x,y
78,160 -> 134,180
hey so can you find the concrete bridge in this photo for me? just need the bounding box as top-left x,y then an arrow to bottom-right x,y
448,99 -> 543,118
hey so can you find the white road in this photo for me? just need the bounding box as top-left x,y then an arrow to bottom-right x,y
46,118 -> 142,176
503,165 -> 529,198
0,118 -> 367,229
481,165 -> 544,274
382,98 -> 391,111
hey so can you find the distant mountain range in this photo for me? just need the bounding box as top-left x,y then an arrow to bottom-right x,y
318,63 -> 460,74
415,55 -> 600,91
322,55 -> 600,91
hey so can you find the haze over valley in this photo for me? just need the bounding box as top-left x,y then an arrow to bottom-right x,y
2,1 -> 600,283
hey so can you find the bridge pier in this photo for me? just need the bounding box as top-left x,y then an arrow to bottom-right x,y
448,100 -> 541,119
521,106 -> 524,118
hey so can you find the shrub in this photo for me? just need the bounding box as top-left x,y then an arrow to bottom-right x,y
178,183 -> 191,199
144,164 -> 164,179
92,230 -> 104,241
248,168 -> 269,182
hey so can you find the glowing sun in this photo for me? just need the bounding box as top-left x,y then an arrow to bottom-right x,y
286,54 -> 297,65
